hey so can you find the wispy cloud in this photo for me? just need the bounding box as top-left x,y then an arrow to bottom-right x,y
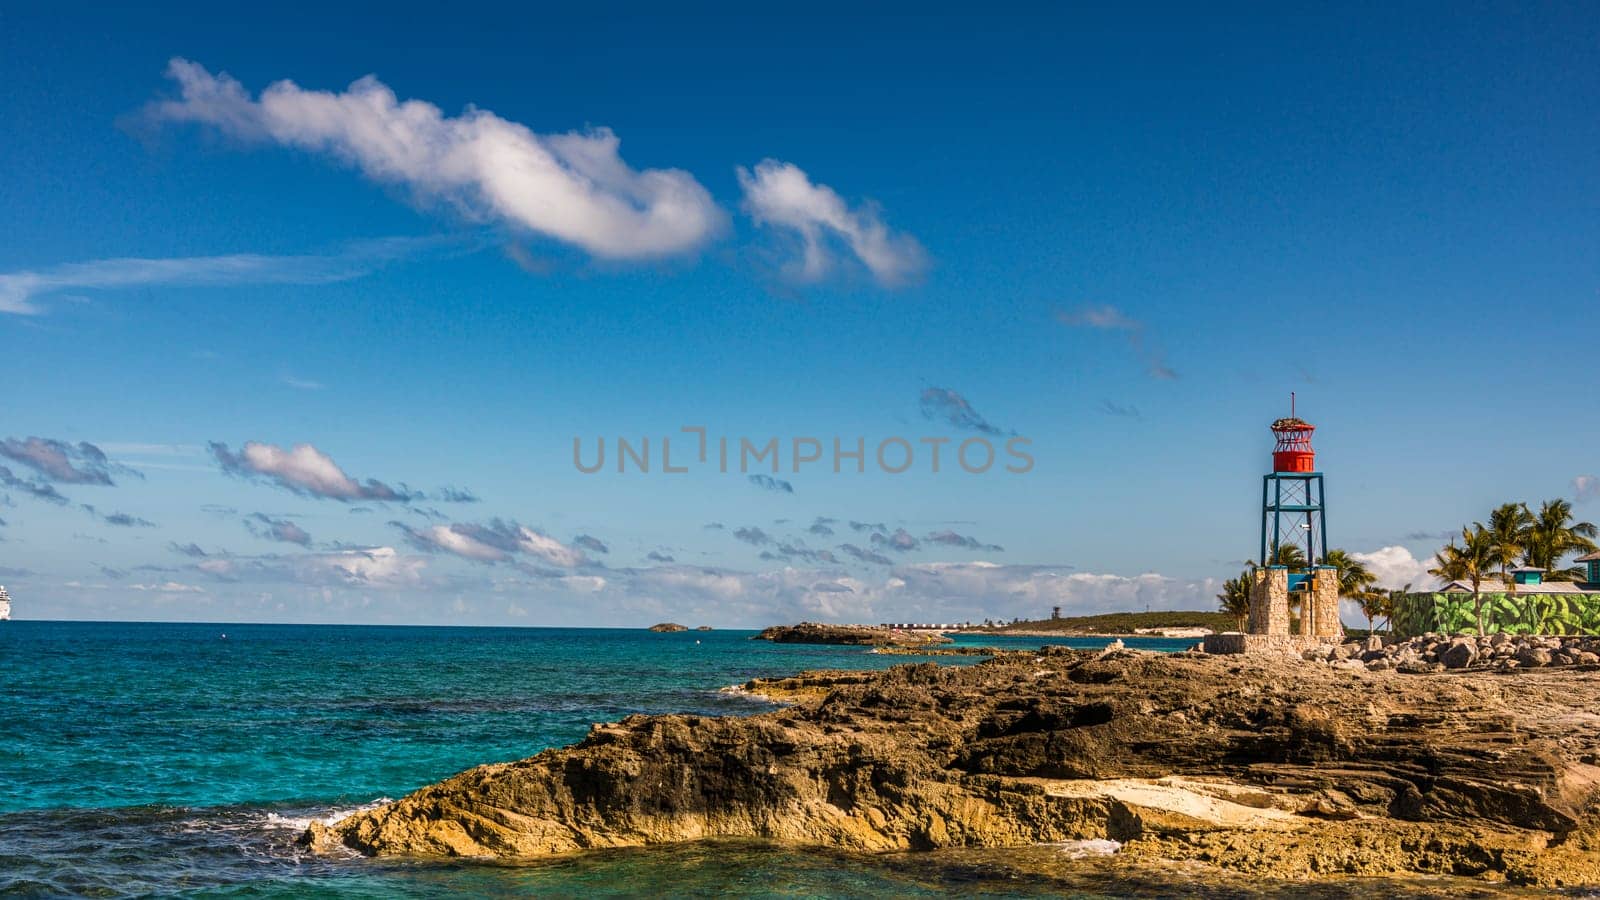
0,437 -> 136,485
0,236 -> 452,315
1575,474 -> 1599,503
194,545 -> 427,589
150,59 -> 725,261
738,159 -> 926,288
748,474 -> 794,494
0,465 -> 69,504
838,543 -> 894,566
573,534 -> 610,555
211,440 -> 418,502
168,541 -> 218,558
1097,399 -> 1141,419
129,581 -> 206,594
246,512 -> 312,546
393,519 -> 587,568
280,375 -> 324,391
733,526 -> 772,546
761,542 -> 838,565
1058,304 -> 1178,380
80,504 -> 156,528
919,387 -> 1011,435
870,528 -> 921,553
925,530 -> 1004,552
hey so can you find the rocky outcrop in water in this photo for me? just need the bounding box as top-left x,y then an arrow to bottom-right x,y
755,622 -> 951,646
305,649 -> 1600,887
647,623 -> 689,633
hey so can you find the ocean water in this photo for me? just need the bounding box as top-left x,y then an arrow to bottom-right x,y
0,622 -> 1536,897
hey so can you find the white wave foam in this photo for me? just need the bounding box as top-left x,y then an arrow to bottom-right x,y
1048,838 -> 1122,859
262,797 -> 394,832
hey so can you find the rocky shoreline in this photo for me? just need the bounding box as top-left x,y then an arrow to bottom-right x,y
304,647 -> 1600,888
1310,633 -> 1600,673
754,622 -> 952,647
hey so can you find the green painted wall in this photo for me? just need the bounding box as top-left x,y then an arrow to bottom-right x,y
1392,591 -> 1600,637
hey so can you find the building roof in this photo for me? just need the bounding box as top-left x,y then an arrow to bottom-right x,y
1576,551 -> 1600,562
1436,578 -> 1592,594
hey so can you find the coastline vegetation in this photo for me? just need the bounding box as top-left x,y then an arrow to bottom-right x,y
1428,499 -> 1597,635
971,610 -> 1236,634
1216,499 -> 1598,638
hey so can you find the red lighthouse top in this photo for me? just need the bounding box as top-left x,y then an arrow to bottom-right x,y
1270,393 -> 1315,472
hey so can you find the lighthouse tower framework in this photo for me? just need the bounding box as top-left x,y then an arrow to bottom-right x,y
1259,394 -> 1327,568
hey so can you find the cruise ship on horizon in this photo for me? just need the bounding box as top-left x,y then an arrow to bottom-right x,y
0,585 -> 10,621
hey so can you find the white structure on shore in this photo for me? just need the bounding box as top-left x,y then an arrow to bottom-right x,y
0,585 -> 10,621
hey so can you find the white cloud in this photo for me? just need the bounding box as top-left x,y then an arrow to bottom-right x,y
514,528 -> 586,568
395,519 -> 587,569
616,560 -> 1215,627
129,581 -> 205,593
737,159 -> 926,287
881,563 -> 1214,622
1058,304 -> 1141,331
1351,545 -> 1432,590
1574,474 -> 1599,503
406,524 -> 509,562
211,440 -> 414,502
153,59 -> 725,261
0,237 -> 444,315
193,546 -> 427,588
309,546 -> 425,586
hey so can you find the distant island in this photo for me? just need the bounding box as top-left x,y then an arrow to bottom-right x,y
962,610 -> 1231,637
756,623 -> 952,647
647,623 -> 689,633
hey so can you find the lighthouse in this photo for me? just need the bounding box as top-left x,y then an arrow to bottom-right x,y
1240,395 -> 1343,641
1260,395 -> 1326,568
1205,395 -> 1347,653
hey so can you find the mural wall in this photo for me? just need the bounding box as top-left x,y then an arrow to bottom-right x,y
1392,591 -> 1600,637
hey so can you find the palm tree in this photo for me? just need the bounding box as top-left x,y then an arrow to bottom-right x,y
1268,543 -> 1308,569
1355,588 -> 1387,634
1455,525 -> 1498,635
1321,548 -> 1378,600
1522,499 -> 1599,581
1216,569 -> 1254,631
1429,538 -> 1468,584
1376,583 -> 1410,633
1486,502 -> 1534,581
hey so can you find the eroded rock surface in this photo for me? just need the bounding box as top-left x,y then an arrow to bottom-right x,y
306,649 -> 1600,887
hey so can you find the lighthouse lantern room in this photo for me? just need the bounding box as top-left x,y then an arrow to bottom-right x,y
1260,393 -> 1327,569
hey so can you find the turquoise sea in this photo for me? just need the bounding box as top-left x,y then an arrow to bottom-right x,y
0,623 -> 1537,897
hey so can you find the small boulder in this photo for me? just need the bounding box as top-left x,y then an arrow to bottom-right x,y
1364,635 -> 1383,652
1440,641 -> 1477,670
1515,647 -> 1552,668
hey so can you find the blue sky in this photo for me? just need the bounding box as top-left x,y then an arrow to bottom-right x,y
2,2 -> 1597,625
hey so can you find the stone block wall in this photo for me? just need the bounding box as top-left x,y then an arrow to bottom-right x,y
1247,566 -> 1290,635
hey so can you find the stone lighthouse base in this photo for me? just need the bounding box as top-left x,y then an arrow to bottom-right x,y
1202,565 -> 1345,655
1201,633 -> 1340,655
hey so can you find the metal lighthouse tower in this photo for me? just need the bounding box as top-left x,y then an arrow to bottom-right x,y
1260,393 -> 1326,568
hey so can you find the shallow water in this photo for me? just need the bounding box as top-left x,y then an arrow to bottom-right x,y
0,622 -> 1546,896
